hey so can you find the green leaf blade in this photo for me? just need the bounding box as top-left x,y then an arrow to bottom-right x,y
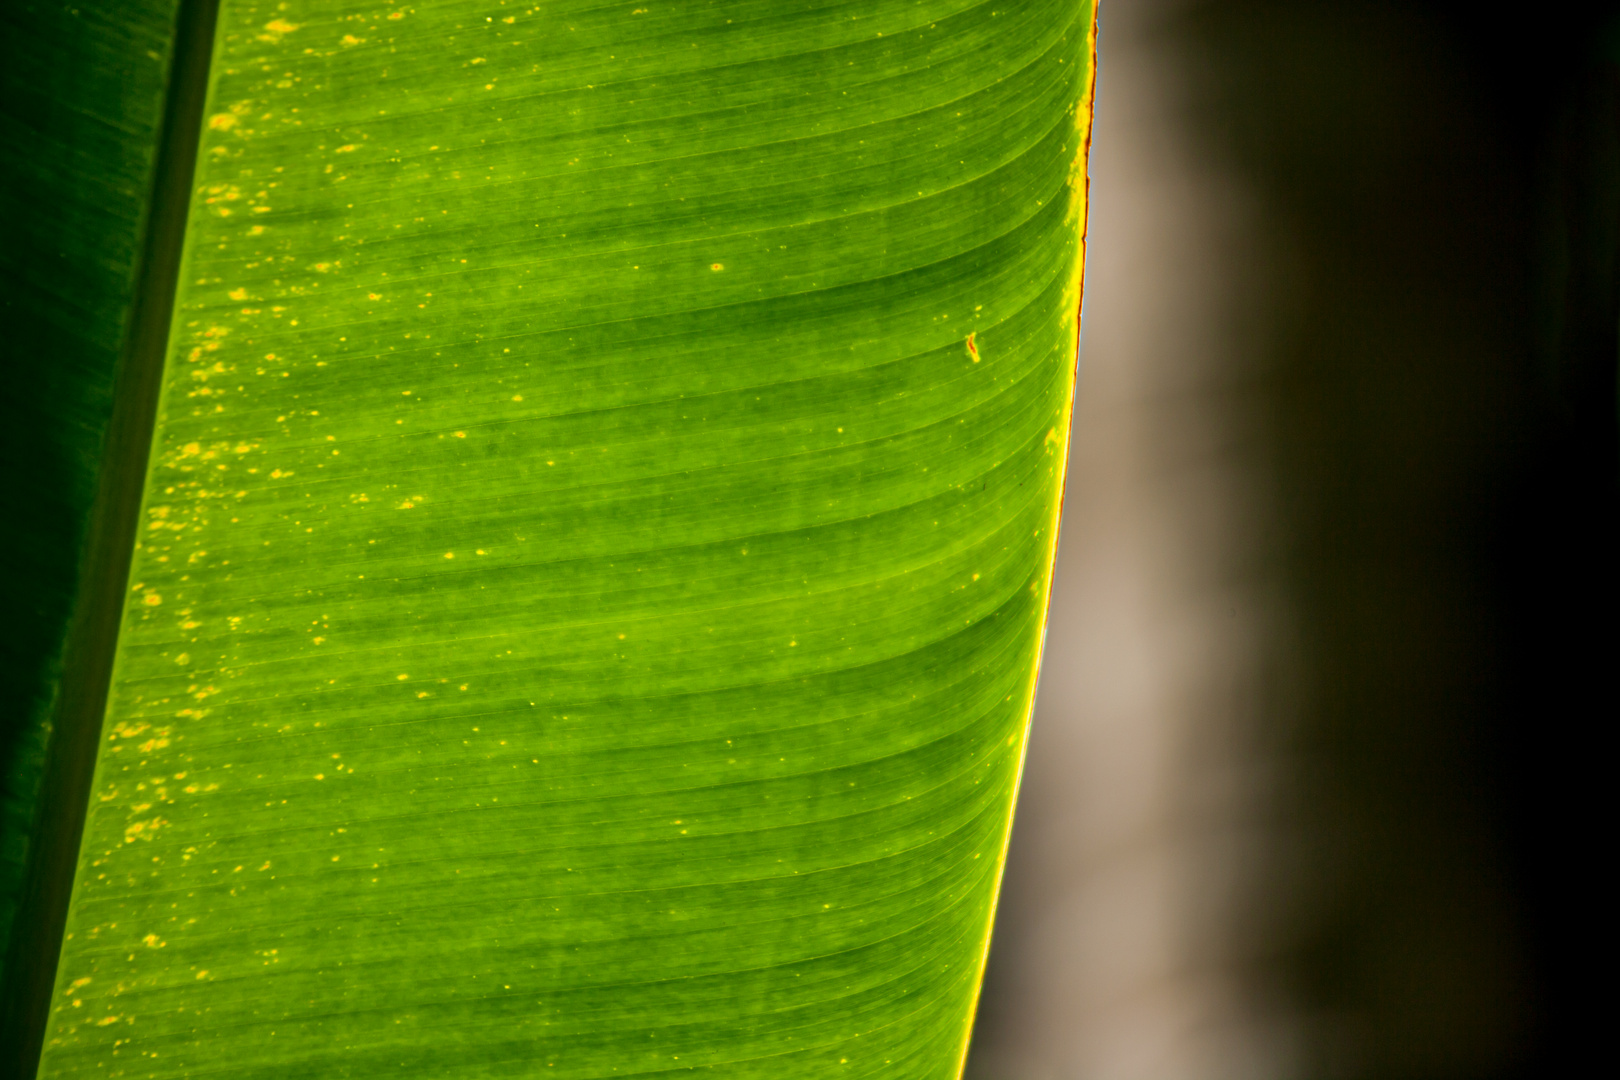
41,0 -> 1094,1075
0,0 -> 183,985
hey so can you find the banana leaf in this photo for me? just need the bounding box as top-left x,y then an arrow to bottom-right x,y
3,1 -> 1095,1076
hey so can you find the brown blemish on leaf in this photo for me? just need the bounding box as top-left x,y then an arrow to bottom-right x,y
965,332 -> 980,363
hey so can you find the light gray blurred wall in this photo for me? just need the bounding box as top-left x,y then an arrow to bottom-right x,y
967,5 -> 1300,1077
966,1 -> 1550,1076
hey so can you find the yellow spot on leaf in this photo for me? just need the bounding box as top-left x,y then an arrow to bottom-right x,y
124,817 -> 167,842
142,594 -> 162,607
263,19 -> 300,33
710,263 -> 724,271
228,287 -> 248,301
208,114 -> 236,131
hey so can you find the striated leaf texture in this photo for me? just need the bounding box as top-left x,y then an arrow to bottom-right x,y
40,1 -> 1094,1076
0,0 -> 182,983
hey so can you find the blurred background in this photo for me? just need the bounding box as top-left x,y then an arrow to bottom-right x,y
967,2 -> 1617,1078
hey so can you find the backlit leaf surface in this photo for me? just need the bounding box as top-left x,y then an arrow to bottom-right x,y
40,1 -> 1094,1076
0,0 -> 181,974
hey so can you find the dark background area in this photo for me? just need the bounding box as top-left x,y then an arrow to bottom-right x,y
1198,0 -> 1615,1071
970,1 -> 1615,1076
